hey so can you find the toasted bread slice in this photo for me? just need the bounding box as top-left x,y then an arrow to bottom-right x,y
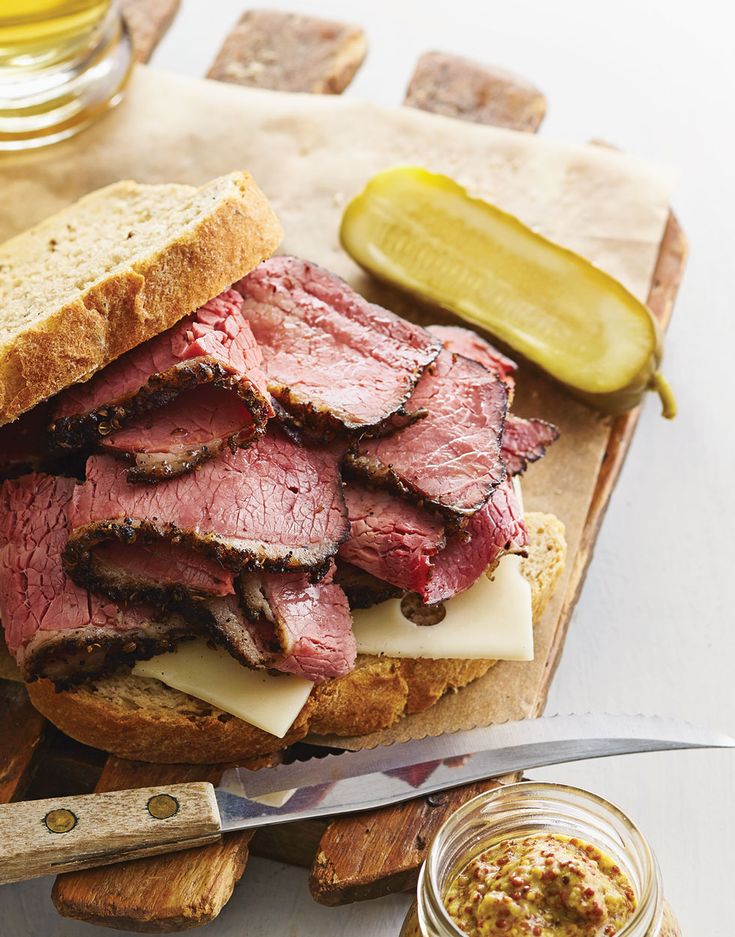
0,171 -> 282,426
25,512 -> 566,763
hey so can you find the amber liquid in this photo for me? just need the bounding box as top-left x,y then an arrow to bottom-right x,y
0,0 -> 131,149
0,0 -> 112,68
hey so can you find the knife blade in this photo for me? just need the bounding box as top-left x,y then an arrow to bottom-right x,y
214,712 -> 735,831
1,713 -> 732,884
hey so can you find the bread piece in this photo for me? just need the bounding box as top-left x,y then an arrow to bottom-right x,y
0,171 -> 282,426
27,513 -> 566,763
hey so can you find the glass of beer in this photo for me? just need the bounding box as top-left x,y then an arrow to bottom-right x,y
0,1 -> 133,150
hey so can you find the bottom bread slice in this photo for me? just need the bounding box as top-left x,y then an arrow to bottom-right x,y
26,512 -> 566,763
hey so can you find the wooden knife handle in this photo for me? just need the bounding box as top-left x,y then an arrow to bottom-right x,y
0,781 -> 221,885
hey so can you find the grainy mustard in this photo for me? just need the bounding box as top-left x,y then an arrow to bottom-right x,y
443,833 -> 636,937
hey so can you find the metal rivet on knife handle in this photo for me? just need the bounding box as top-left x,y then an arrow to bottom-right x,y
44,808 -> 77,834
0,782 -> 221,886
147,793 -> 179,820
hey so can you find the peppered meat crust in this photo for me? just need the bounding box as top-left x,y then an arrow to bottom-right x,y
235,256 -> 441,440
346,350 -> 509,520
50,289 -> 274,482
63,429 -> 350,605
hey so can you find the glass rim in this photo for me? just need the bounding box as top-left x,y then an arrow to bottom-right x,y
0,0 -> 132,151
422,780 -> 661,937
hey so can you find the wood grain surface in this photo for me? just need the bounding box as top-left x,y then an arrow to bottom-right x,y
0,781 -> 220,885
52,760 -> 264,932
0,682 -> 45,804
404,51 -> 547,131
306,57 -> 687,906
207,9 -> 367,93
121,0 -> 181,64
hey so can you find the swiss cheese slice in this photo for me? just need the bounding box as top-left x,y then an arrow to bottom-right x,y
133,642 -> 313,738
352,553 -> 534,661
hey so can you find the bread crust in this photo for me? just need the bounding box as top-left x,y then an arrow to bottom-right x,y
26,657 -> 494,763
26,513 -> 566,762
0,172 -> 282,426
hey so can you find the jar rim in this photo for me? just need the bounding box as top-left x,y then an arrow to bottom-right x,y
422,780 -> 662,937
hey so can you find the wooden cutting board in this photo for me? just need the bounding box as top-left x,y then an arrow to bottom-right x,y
307,208 -> 685,905
0,9 -> 686,932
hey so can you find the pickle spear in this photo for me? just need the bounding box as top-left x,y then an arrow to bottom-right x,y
340,166 -> 675,417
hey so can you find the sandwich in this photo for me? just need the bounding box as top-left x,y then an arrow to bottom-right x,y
0,171 -> 566,763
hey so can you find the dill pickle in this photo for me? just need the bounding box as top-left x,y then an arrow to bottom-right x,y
339,166 -> 676,418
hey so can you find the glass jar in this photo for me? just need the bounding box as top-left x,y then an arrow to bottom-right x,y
0,1 -> 133,150
400,781 -> 681,937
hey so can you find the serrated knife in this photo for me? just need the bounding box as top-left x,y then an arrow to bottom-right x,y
1,712 -> 732,885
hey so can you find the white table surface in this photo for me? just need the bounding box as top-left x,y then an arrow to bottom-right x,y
2,0 -> 733,934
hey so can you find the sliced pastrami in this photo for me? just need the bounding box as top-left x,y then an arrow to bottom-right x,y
100,385 -> 258,482
502,416 -> 560,476
237,560 -> 355,683
339,478 -> 526,605
428,324 -> 517,387
92,541 -> 236,600
203,595 -> 275,670
427,325 -> 558,476
423,478 -> 527,604
50,289 -> 274,482
338,485 -> 445,598
346,350 -> 508,518
235,256 -> 441,438
195,562 -> 356,682
0,474 -> 192,684
64,428 -> 350,604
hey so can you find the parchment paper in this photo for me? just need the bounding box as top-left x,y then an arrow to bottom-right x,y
0,66 -> 674,746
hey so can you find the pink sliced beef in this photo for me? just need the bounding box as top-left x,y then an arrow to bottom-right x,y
346,349 -> 508,518
101,385 -> 258,482
64,428 -> 350,604
427,324 -> 558,476
238,561 -> 355,682
93,541 -> 236,600
266,569 -> 354,682
50,289 -> 274,482
502,416 -> 560,476
201,564 -> 355,683
0,474 -> 192,684
203,595 -> 275,671
339,486 -> 445,599
339,478 -> 526,605
425,478 -> 527,603
428,325 -> 517,387
234,256 -> 441,438
340,323 -> 555,605
0,473 -> 353,685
